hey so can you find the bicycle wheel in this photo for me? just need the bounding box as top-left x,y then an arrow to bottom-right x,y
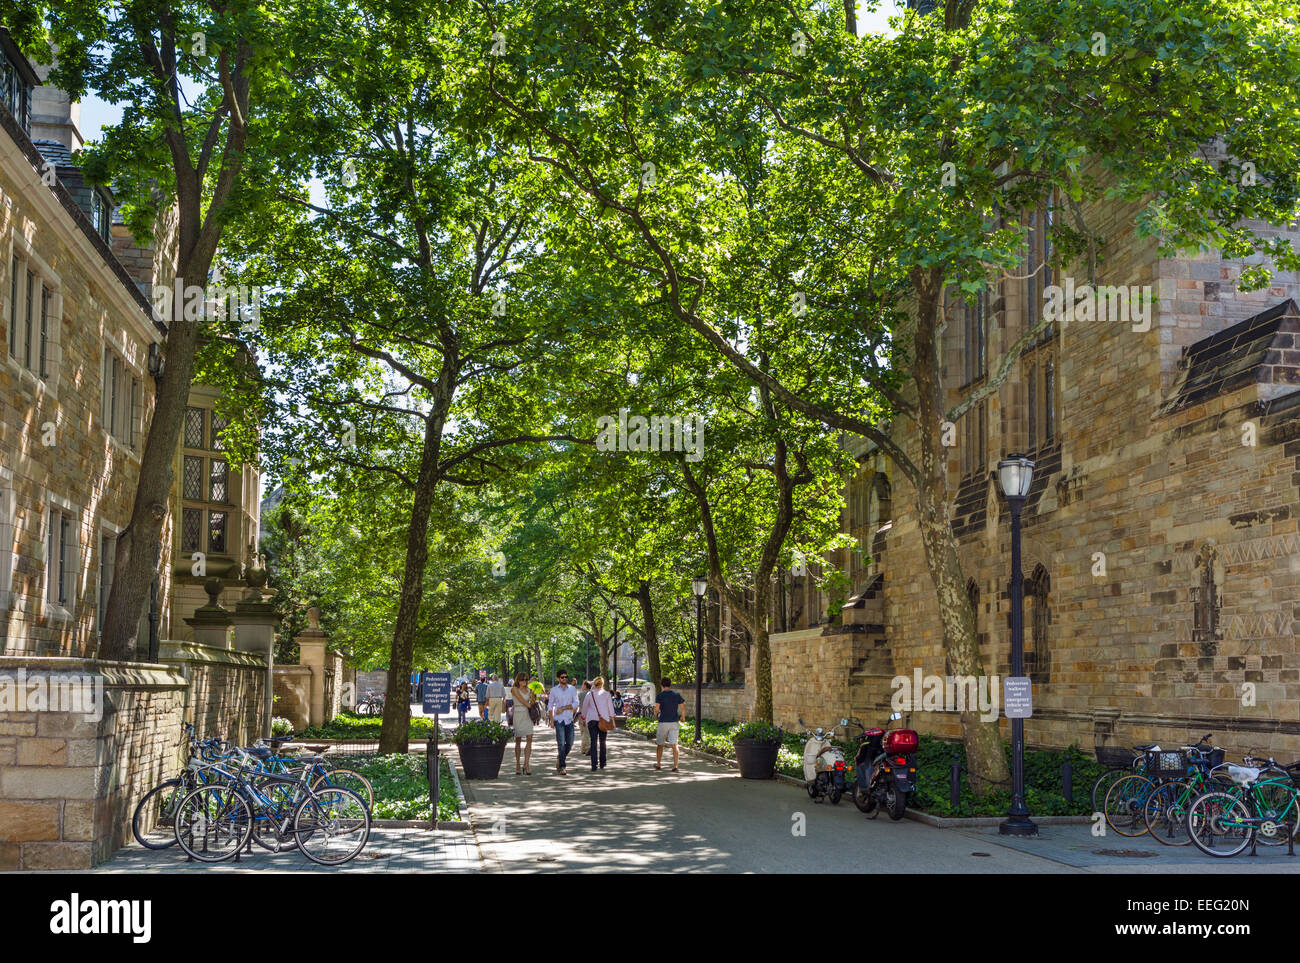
1104,774 -> 1153,836
1090,767 -> 1132,813
1187,790 -> 1254,858
312,767 -> 375,811
132,779 -> 185,850
1250,779 -> 1297,846
174,784 -> 252,862
1143,779 -> 1193,846
293,786 -> 371,866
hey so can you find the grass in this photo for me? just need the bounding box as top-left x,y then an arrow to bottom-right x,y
622,715 -> 1103,817
326,752 -> 459,821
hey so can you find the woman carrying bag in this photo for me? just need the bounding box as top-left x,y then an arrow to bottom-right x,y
581,676 -> 616,772
456,683 -> 471,725
510,672 -> 542,775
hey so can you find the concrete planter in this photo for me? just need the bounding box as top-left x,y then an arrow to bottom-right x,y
733,738 -> 781,779
457,740 -> 509,779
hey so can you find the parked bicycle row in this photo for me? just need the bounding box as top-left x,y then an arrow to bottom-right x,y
131,723 -> 373,866
1093,734 -> 1300,857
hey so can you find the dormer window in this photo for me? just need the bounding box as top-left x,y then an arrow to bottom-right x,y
91,188 -> 111,242
0,32 -> 36,134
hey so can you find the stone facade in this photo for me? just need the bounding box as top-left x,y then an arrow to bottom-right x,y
709,189 -> 1300,757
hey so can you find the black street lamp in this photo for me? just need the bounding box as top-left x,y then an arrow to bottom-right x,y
691,576 -> 708,744
996,454 -> 1038,837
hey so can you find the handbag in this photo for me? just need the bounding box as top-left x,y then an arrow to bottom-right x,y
596,692 -> 615,732
528,697 -> 542,724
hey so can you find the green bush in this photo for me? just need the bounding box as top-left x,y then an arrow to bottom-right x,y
449,718 -> 511,746
732,721 -> 783,743
298,711 -> 436,740
326,753 -> 458,821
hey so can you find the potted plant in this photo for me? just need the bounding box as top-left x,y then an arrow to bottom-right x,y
270,716 -> 293,737
451,718 -> 512,779
732,721 -> 783,779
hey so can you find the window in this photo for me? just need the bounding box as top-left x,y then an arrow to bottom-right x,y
209,459 -> 229,503
0,41 -> 33,133
7,247 -> 59,383
0,477 -> 13,609
184,406 -> 205,448
91,189 -> 112,242
962,400 -> 986,478
1025,355 -> 1057,452
45,504 -> 77,610
1026,196 -> 1056,342
1024,565 -> 1050,683
183,455 -> 203,501
98,531 -> 116,632
208,511 -> 228,553
181,507 -> 203,554
963,288 -> 987,386
211,412 -> 228,450
101,347 -> 140,447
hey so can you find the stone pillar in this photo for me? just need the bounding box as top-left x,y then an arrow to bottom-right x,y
296,606 -> 330,728
229,560 -> 281,739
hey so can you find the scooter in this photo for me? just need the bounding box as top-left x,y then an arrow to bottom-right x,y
850,711 -> 919,820
798,718 -> 848,804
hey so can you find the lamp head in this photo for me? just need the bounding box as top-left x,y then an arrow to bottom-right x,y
997,454 -> 1035,500
691,577 -> 708,597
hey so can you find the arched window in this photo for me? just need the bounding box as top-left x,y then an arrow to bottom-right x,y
1024,565 -> 1050,683
966,577 -> 985,650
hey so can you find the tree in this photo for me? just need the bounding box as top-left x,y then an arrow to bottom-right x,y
477,0 -> 1300,789
10,0 -> 294,660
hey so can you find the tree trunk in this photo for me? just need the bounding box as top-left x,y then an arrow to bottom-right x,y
635,580 -> 662,693
911,277 -> 1010,791
100,254 -> 207,661
378,408 -> 447,754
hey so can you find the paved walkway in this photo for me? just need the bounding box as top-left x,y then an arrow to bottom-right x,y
460,726 -> 1300,874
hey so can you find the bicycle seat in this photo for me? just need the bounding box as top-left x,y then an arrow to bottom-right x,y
1226,765 -> 1261,786
246,746 -> 272,760
1133,743 -> 1158,751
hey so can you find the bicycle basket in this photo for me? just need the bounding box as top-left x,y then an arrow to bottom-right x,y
1145,749 -> 1189,776
1095,745 -> 1138,768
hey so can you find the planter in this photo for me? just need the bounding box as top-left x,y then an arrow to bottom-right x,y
458,740 -> 509,779
733,737 -> 781,779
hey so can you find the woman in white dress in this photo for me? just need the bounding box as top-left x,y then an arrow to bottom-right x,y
511,672 -> 539,775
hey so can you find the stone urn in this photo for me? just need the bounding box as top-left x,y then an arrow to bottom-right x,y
243,550 -> 270,599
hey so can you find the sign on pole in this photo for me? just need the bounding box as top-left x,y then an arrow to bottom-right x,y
1003,676 -> 1033,719
422,671 -> 452,716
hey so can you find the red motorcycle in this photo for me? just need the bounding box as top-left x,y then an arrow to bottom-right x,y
851,712 -> 919,820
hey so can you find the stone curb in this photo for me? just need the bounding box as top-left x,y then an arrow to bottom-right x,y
616,724 -> 1091,826
371,818 -> 471,831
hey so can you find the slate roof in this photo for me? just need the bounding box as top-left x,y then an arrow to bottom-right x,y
1161,299 -> 1300,414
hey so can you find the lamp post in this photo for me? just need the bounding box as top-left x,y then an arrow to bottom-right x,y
691,577 -> 708,744
996,454 -> 1038,837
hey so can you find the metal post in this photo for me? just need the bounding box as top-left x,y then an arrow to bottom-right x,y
1000,496 -> 1037,836
950,754 -> 963,810
694,593 -> 703,745
428,727 -> 440,831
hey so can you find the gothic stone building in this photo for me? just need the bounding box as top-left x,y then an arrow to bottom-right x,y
705,189 -> 1300,758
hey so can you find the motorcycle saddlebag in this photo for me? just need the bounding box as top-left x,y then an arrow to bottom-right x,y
884,729 -> 919,754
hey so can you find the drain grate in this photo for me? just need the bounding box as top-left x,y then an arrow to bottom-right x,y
971,852 -> 992,857
1092,849 -> 1157,858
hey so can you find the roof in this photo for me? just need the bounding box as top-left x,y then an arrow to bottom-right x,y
1161,299 -> 1300,414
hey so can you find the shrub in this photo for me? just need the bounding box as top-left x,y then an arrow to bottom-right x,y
450,718 -> 511,746
732,721 -> 783,743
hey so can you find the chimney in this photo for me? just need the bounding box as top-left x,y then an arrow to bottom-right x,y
30,62 -> 82,152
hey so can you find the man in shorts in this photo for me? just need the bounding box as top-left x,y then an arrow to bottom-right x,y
653,677 -> 686,772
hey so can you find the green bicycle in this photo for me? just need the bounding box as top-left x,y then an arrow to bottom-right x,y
1186,762 -> 1300,858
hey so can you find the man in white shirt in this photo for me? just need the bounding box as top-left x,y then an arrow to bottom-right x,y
548,671 -> 581,774
485,675 -> 506,724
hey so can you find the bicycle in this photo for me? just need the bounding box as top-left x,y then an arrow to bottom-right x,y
132,724 -> 235,850
174,757 -> 370,865
1103,734 -> 1220,837
1139,744 -> 1230,845
1091,743 -> 1150,813
1185,762 -> 1300,858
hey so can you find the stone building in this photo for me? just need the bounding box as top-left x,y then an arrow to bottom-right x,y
700,184 -> 1300,759
0,32 -> 270,869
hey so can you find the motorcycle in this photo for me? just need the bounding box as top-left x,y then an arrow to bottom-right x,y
798,718 -> 848,804
850,711 -> 919,820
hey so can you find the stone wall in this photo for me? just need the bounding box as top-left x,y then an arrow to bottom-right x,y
273,665 -> 311,731
0,657 -> 185,870
158,640 -> 267,745
683,682 -> 753,724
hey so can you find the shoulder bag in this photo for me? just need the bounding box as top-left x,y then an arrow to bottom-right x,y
596,692 -> 615,732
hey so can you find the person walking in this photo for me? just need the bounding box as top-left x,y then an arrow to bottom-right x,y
528,676 -> 549,729
582,676 -> 616,772
653,677 -> 686,772
456,683 -> 471,725
475,676 -> 488,720
510,672 -> 541,774
548,670 -> 580,774
577,681 -> 593,757
486,674 -> 506,724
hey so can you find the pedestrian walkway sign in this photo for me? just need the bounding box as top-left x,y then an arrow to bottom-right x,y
422,672 -> 451,715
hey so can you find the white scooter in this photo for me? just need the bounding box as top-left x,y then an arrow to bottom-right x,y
799,717 -> 848,804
